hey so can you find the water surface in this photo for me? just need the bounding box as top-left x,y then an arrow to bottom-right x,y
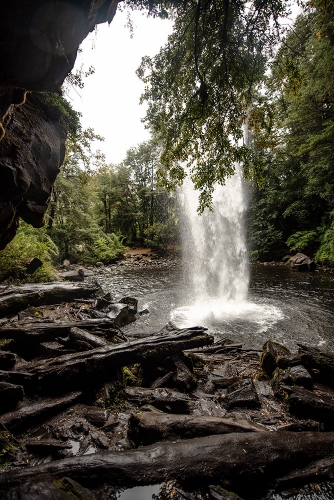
96,264 -> 334,351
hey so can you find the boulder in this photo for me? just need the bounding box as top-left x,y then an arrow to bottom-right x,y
286,253 -> 316,271
227,379 -> 261,410
259,341 -> 293,378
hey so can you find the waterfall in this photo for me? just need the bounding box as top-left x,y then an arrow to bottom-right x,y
182,164 -> 249,304
170,156 -> 283,333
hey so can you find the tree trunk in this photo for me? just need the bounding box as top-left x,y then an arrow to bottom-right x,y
0,432 -> 333,496
17,327 -> 212,394
0,283 -> 99,317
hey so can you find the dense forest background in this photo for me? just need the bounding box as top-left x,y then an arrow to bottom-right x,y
1,2 -> 334,282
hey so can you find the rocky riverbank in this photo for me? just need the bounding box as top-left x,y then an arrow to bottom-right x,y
0,282 -> 334,499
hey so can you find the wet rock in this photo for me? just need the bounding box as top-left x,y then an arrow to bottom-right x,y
280,365 -> 313,389
170,355 -> 197,392
260,341 -> 292,378
286,253 -> 316,271
277,354 -> 302,369
253,379 -> 273,398
103,412 -> 132,451
138,308 -> 150,316
119,296 -> 138,314
106,303 -> 136,326
91,431 -> 109,450
210,363 -> 240,389
209,485 -> 244,500
226,379 -> 261,410
0,381 -> 24,412
82,407 -> 109,428
0,350 -> 16,370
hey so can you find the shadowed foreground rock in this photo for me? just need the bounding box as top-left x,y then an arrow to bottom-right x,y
0,432 -> 333,497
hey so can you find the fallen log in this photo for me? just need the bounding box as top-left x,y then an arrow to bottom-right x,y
129,412 -> 268,445
0,319 -> 120,359
0,318 -> 120,343
125,387 -> 193,414
298,343 -> 334,386
0,432 -> 334,496
17,327 -> 213,394
0,392 -> 82,431
0,283 -> 99,318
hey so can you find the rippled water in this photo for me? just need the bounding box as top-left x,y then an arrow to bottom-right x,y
95,263 -> 334,351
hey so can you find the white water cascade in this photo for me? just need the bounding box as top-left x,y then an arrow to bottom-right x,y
172,164 -> 284,331
182,165 -> 249,303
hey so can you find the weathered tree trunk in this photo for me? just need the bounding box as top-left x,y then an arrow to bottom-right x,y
0,432 -> 333,496
0,392 -> 82,431
0,320 -> 118,359
0,283 -> 99,317
125,387 -> 193,414
17,327 -> 212,394
298,343 -> 334,385
129,412 -> 268,445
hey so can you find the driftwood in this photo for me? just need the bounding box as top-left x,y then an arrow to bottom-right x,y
0,283 -> 99,317
130,412 -> 268,445
0,319 -> 120,359
125,387 -> 193,414
16,327 -> 212,394
0,432 -> 334,496
0,392 -> 82,431
298,343 -> 334,385
68,327 -> 108,349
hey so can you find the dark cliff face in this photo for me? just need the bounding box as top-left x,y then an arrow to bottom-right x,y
0,0 -> 118,248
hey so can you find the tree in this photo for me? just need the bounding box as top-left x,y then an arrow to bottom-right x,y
248,2 -> 334,262
136,0 -> 290,211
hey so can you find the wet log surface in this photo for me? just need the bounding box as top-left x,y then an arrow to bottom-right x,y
129,411 -> 268,445
17,327 -> 212,394
0,283 -> 99,317
0,432 -> 334,497
1,284 -> 334,498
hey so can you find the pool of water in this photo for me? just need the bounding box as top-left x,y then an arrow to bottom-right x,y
94,263 -> 334,351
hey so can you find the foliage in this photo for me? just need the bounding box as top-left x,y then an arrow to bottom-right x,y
143,220 -> 179,252
136,0 -> 289,211
93,139 -> 179,248
286,230 -> 319,253
0,222 -> 58,283
248,2 -> 334,264
315,219 -> 334,264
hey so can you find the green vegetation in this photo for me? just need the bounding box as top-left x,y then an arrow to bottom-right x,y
248,2 -> 334,264
0,222 -> 58,282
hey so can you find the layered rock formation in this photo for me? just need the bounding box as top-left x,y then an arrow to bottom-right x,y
0,0 -> 118,248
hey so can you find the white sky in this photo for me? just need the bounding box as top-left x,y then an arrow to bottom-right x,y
68,9 -> 173,165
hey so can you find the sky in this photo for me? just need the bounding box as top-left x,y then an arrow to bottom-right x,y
68,9 -> 173,165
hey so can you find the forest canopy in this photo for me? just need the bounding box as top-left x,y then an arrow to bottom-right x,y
135,0 -> 291,210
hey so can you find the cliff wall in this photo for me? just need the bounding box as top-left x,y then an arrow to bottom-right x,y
0,0 -> 118,248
